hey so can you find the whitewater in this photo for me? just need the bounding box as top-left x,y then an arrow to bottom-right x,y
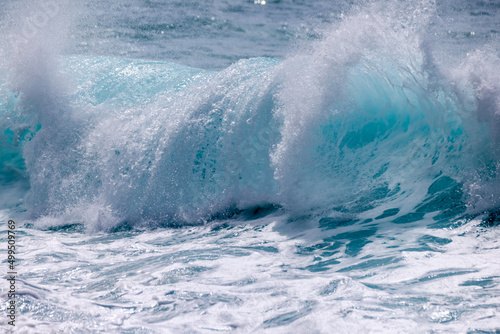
1,0 -> 500,332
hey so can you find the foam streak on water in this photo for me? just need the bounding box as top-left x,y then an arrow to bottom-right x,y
5,210 -> 500,333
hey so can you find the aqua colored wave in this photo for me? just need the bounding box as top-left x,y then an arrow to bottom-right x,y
1,2 -> 499,230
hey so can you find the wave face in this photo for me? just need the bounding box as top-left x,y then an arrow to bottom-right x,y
1,1 -> 500,230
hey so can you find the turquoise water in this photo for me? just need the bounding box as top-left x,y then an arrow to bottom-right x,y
1,0 -> 500,332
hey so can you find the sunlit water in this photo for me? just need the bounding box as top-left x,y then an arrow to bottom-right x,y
1,0 -> 500,332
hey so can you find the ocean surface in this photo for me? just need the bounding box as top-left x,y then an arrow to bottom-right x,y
1,0 -> 500,332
